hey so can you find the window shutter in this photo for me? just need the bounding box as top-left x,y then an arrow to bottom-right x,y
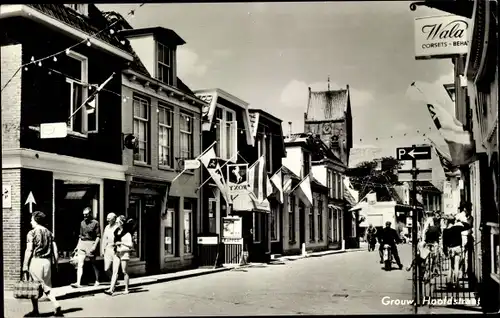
231,120 -> 238,162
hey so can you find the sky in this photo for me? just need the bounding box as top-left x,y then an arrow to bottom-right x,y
98,2 -> 457,154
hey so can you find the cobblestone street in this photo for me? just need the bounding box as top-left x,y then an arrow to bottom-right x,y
6,245 -> 419,317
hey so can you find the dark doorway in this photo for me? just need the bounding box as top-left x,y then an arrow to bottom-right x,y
144,196 -> 161,275
299,202 -> 306,245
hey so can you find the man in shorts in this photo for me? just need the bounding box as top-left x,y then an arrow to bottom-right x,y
71,207 -> 101,288
102,213 -> 118,281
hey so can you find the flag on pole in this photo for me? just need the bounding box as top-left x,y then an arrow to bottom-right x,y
248,155 -> 266,202
408,81 -> 476,166
270,167 -> 284,203
85,73 -> 115,114
291,174 -> 313,207
283,172 -> 293,194
427,138 -> 461,177
198,144 -> 229,202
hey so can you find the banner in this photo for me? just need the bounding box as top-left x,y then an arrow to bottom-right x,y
227,163 -> 250,195
292,174 -> 313,207
409,81 -> 476,166
270,168 -> 284,203
198,144 -> 229,202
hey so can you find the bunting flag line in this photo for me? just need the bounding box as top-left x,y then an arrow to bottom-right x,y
290,174 -> 313,207
408,81 -> 476,166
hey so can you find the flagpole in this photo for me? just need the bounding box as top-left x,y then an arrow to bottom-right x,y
69,72 -> 115,121
172,141 -> 218,184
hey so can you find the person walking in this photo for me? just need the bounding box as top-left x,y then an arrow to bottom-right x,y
22,211 -> 63,317
102,213 -> 118,282
457,201 -> 474,278
71,207 -> 101,288
365,224 -> 377,252
104,216 -> 134,296
443,214 -> 465,287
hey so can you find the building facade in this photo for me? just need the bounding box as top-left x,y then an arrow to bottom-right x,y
113,19 -> 207,275
1,4 -> 133,288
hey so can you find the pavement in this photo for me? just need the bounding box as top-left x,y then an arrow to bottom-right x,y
4,244 -> 482,317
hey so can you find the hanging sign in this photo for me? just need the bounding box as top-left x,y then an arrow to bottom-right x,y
414,15 -> 470,60
227,164 -> 250,195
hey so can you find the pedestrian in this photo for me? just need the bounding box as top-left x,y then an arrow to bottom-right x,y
104,216 -> 134,296
71,207 -> 101,288
457,201 -> 473,277
442,214 -> 464,287
102,213 -> 118,282
365,224 -> 377,251
22,211 -> 63,317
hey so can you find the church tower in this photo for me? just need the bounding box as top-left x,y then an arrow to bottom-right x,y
304,78 -> 353,165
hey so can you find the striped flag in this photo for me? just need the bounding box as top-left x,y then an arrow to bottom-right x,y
428,138 -> 461,177
291,174 -> 313,207
270,167 -> 284,203
248,155 -> 266,202
408,81 -> 476,166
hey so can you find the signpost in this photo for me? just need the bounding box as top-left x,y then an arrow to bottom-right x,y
396,144 -> 432,314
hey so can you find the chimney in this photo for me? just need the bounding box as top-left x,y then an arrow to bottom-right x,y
346,84 -> 349,90
288,121 -> 292,138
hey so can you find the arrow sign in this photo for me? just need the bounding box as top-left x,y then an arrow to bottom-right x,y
25,192 -> 36,213
396,145 -> 432,161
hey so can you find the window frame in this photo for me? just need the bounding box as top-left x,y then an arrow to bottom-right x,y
158,104 -> 173,167
156,42 -> 172,85
133,94 -> 150,164
271,205 -> 280,242
183,199 -> 193,254
214,105 -> 237,162
65,50 -> 92,135
179,112 -> 194,160
309,199 -> 315,242
164,199 -> 177,256
288,195 -> 296,242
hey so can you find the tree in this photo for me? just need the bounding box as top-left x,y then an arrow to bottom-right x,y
346,156 -> 404,202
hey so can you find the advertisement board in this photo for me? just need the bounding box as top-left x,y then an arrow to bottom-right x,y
227,164 -> 250,195
222,216 -> 242,239
414,15 -> 470,60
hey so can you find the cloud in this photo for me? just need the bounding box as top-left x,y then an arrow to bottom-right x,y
176,47 -> 209,78
279,79 -> 374,110
211,49 -> 233,58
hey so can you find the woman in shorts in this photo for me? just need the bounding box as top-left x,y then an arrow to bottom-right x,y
104,216 -> 134,296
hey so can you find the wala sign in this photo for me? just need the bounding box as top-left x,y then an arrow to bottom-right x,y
415,15 -> 470,60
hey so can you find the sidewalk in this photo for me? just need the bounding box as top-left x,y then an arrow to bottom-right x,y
5,267 -> 231,302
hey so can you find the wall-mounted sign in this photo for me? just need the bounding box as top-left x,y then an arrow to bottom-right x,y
414,15 -> 470,60
40,122 -> 68,139
197,236 -> 218,245
3,184 -> 12,209
222,216 -> 242,239
227,164 -> 250,195
222,237 -> 243,244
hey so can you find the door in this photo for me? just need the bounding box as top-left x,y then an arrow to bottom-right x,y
328,208 -> 334,243
299,202 -> 306,245
144,196 -> 160,274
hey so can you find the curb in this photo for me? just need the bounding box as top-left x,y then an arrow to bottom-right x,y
280,248 -> 365,261
36,267 -> 231,301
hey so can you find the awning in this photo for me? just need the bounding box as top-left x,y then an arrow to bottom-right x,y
410,1 -> 474,18
231,193 -> 270,213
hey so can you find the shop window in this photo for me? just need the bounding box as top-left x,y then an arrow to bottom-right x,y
318,200 -> 323,241
127,197 -> 142,260
164,199 -> 177,256
54,182 -> 100,260
271,205 -> 279,242
208,196 -> 217,234
184,199 -> 194,254
309,200 -> 315,241
253,213 -> 262,243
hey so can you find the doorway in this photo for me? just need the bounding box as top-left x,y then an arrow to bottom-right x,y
143,196 -> 161,274
299,202 -> 306,245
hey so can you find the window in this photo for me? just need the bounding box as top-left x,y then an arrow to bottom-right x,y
332,173 -> 337,199
179,112 -> 193,159
65,51 -> 96,134
253,213 -> 262,243
288,195 -> 295,242
133,95 -> 150,163
127,198 -> 142,260
158,105 -> 172,167
338,174 -> 343,198
157,43 -> 172,85
303,152 -> 310,177
327,170 -> 334,198
214,106 -> 237,161
184,199 -> 193,254
309,199 -> 315,241
208,197 -> 217,234
318,200 -> 323,241
271,205 -> 279,242
164,199 -> 176,256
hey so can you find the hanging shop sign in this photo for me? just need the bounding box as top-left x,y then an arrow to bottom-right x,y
227,164 -> 250,195
414,15 -> 470,60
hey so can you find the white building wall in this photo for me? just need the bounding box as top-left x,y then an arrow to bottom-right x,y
128,35 -> 156,76
311,165 -> 326,186
282,146 -> 303,177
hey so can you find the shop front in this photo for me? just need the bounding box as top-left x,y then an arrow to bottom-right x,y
328,204 -> 343,250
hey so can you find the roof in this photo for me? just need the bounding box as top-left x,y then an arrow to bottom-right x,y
305,86 -> 349,121
119,27 -> 186,46
27,4 -> 129,52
